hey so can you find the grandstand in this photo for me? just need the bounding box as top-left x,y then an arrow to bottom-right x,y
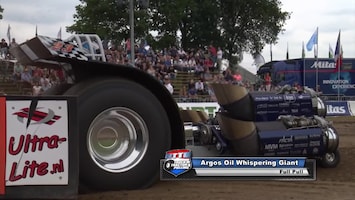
171,64 -> 259,102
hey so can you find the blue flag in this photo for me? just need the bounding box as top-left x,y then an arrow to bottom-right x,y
306,28 -> 318,51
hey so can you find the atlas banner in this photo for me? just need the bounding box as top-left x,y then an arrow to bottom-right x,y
324,101 -> 353,116
0,96 -> 78,199
160,149 -> 316,180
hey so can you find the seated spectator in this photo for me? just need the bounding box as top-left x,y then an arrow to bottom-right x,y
0,88 -> 6,96
187,55 -> 197,72
179,85 -> 188,100
203,57 -> 214,71
194,61 -> 204,77
163,75 -> 174,94
187,79 -> 197,98
12,63 -> 24,82
201,68 -> 213,82
41,79 -> 52,93
223,68 -> 234,83
195,78 -> 206,95
32,68 -> 43,85
146,62 -> 156,77
32,81 -> 42,96
21,66 -> 32,85
166,65 -> 176,79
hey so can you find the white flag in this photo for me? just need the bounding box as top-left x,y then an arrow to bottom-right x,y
57,27 -> 62,39
7,24 -> 11,43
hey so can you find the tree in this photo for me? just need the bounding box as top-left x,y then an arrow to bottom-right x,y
68,0 -> 290,62
218,0 -> 289,62
67,0 -> 150,45
0,5 -> 3,20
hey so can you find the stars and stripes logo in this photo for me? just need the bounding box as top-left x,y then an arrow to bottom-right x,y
13,107 -> 61,125
163,149 -> 192,177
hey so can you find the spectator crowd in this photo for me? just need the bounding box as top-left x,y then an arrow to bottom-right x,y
1,36 -> 256,99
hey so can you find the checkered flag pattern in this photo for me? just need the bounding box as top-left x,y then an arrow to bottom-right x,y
38,35 -> 88,61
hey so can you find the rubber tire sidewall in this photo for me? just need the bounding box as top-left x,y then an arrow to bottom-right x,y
65,78 -> 171,190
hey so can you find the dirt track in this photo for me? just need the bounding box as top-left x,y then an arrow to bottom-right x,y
78,116 -> 355,200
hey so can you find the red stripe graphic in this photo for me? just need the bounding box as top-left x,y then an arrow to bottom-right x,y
13,108 -> 61,125
0,97 -> 6,195
22,108 -> 61,120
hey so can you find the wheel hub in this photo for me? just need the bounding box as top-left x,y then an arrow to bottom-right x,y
87,107 -> 149,173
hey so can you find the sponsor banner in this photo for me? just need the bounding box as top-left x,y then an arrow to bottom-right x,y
325,101 -> 353,116
252,93 -> 313,121
5,100 -> 69,186
1,96 -> 79,199
258,128 -> 325,156
178,101 -> 355,117
161,150 -> 315,180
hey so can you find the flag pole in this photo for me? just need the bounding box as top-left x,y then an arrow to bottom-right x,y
302,41 -> 306,87
337,31 -> 341,101
315,27 -> 319,92
337,52 -> 341,101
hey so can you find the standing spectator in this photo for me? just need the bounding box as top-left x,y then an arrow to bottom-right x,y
233,71 -> 243,85
208,45 -> 217,65
10,38 -> 18,47
0,38 -> 8,59
316,85 -> 322,95
264,72 -> 272,91
163,75 -> 174,94
216,47 -> 223,71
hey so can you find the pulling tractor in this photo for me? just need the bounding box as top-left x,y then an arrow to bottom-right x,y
0,34 -> 184,199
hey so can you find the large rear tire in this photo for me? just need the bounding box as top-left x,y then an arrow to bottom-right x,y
64,78 -> 172,190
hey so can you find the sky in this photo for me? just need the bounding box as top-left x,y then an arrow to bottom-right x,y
0,0 -> 354,74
